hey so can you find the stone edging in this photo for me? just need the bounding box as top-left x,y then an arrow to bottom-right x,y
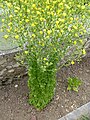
0,48 -> 27,87
58,102 -> 90,120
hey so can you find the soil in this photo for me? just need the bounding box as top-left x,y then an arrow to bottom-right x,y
0,56 -> 90,120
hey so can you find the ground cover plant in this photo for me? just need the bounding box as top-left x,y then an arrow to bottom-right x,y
67,77 -> 82,92
78,115 -> 90,120
0,0 -> 90,110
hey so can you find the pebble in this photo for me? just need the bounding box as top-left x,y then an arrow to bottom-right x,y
31,115 -> 37,120
15,84 -> 18,88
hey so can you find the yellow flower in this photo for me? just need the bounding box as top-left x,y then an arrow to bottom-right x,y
81,6 -> 85,9
4,35 -> 9,39
31,23 -> 35,27
19,13 -> 22,17
63,12 -> 67,16
2,19 -> 5,22
43,58 -> 47,61
32,4 -> 36,8
0,29 -> 3,32
40,31 -> 43,34
71,60 -> 75,65
8,22 -> 12,26
24,51 -> 28,54
25,19 -> 29,23
15,35 -> 19,39
73,41 -> 77,45
82,15 -> 85,19
41,43 -> 44,46
7,3 -> 12,8
79,39 -> 83,43
70,17 -> 73,21
9,15 -> 13,18
82,49 -> 86,55
61,30 -> 64,33
7,29 -> 10,32
59,18 -> 65,23
75,33 -> 78,37
56,21 -> 59,25
43,29 -> 46,32
32,34 -> 36,38
27,9 -> 30,13
37,11 -> 41,15
40,17 -> 44,21
14,10 -> 18,13
47,30 -> 51,35
73,25 -> 77,30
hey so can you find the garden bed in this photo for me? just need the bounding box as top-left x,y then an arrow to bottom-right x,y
0,56 -> 90,120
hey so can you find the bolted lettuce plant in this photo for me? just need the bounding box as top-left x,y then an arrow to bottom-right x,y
0,0 -> 90,109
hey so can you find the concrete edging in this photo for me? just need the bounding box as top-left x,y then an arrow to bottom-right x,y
58,102 -> 90,120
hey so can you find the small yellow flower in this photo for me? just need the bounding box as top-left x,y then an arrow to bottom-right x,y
14,10 -> 18,13
37,11 -> 41,15
2,19 -> 5,22
19,13 -> 22,17
31,23 -> 35,27
41,43 -> 44,46
59,18 -> 65,23
82,49 -> 86,55
43,29 -> 46,32
9,15 -> 13,18
8,22 -> 12,26
61,30 -> 64,33
32,4 -> 36,8
63,12 -> 67,16
73,25 -> 77,30
40,17 -> 44,21
40,31 -> 43,34
79,39 -> 83,43
70,17 -> 73,21
27,9 -> 30,13
47,30 -> 51,35
46,62 -> 49,66
71,60 -> 75,65
56,21 -> 59,25
4,35 -> 9,39
73,41 -> 77,45
0,29 -> 3,32
24,51 -> 28,54
81,6 -> 85,9
25,19 -> 29,23
46,36 -> 49,39
7,29 -> 10,32
32,34 -> 36,38
77,5 -> 80,8
75,33 -> 78,37
15,35 -> 19,39
82,15 -> 85,19
43,58 -> 47,61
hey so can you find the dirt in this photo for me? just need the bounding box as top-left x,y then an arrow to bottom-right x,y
0,56 -> 90,120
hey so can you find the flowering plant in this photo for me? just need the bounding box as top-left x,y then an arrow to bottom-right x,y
0,0 -> 90,109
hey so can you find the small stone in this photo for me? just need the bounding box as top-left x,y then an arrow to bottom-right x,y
13,64 -> 19,68
0,59 -> 6,65
56,95 -> 59,100
31,115 -> 37,120
86,70 -> 90,73
66,109 -> 69,112
15,84 -> 18,88
61,105 -> 64,108
0,69 -> 7,76
6,65 -> 12,69
8,69 -> 14,73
